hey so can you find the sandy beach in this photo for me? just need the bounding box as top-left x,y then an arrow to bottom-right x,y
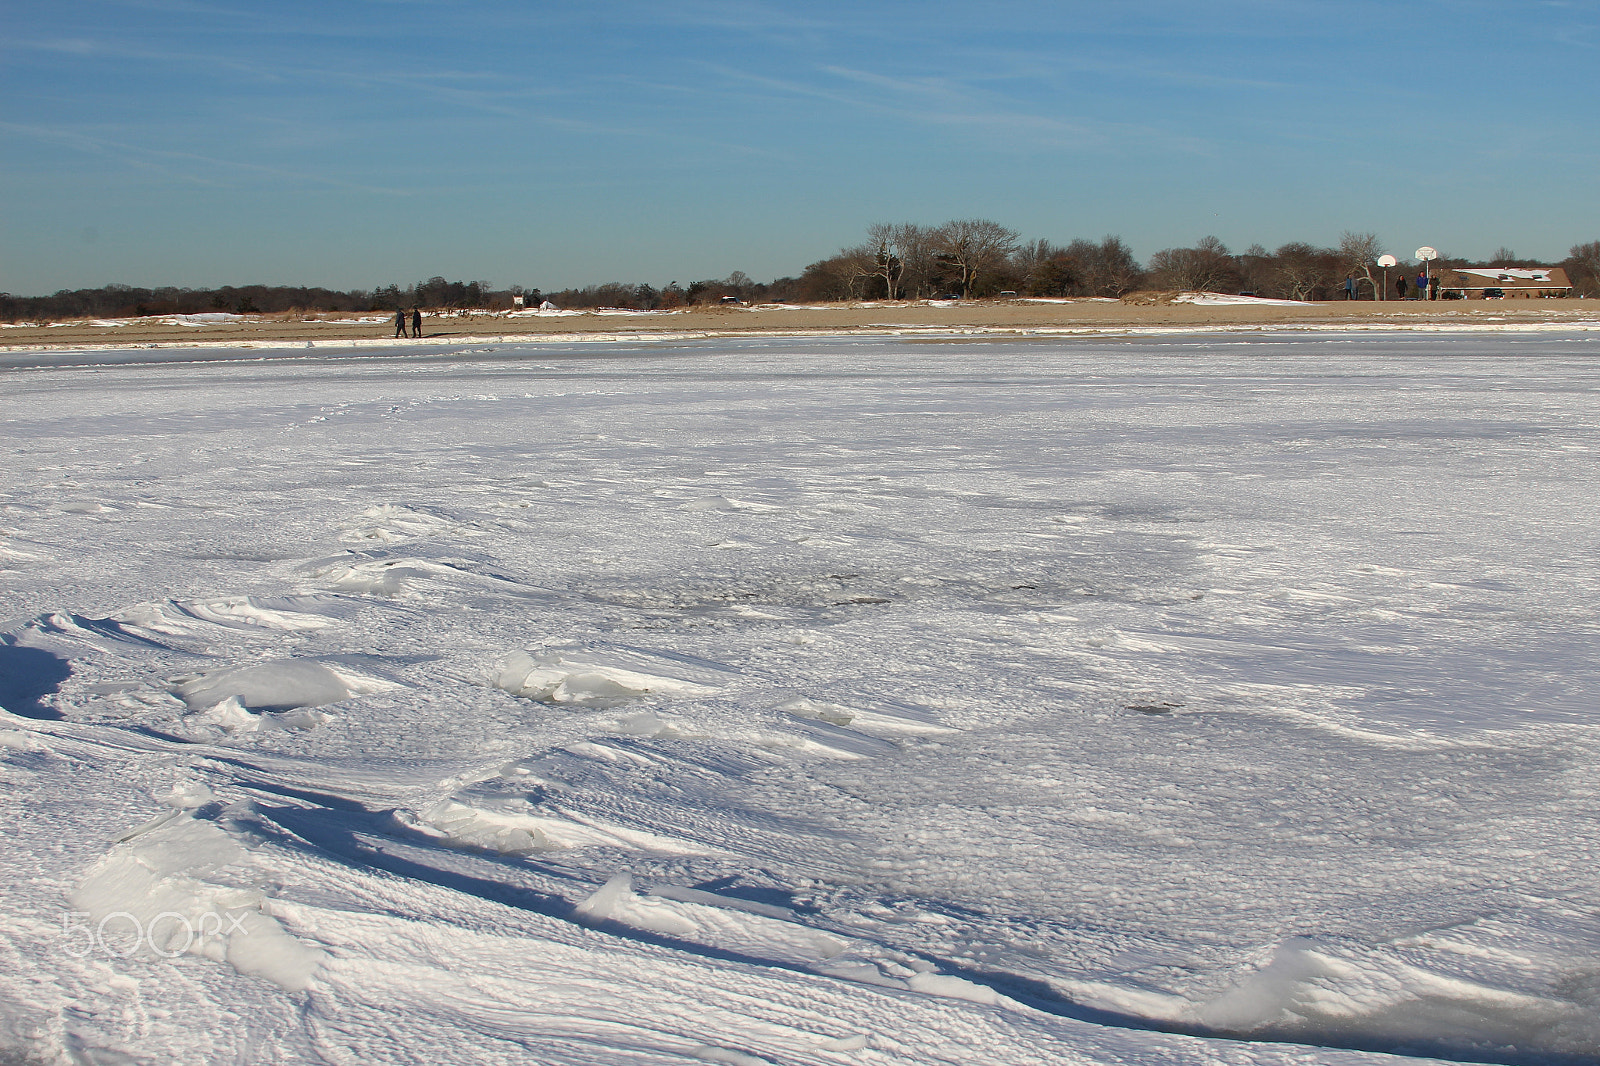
4,297 -> 1597,351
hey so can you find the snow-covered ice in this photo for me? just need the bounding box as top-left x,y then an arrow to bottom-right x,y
1,331 -> 1598,1065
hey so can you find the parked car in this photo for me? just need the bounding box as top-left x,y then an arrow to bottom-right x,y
1482,288 -> 1504,299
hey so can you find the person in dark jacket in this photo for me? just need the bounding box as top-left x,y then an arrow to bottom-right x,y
1397,275 -> 1408,299
412,308 -> 422,338
394,308 -> 407,337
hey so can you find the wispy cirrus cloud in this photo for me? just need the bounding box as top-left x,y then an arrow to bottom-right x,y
0,121 -> 412,195
941,45 -> 1295,95
702,62 -> 1214,156
607,0 -> 838,38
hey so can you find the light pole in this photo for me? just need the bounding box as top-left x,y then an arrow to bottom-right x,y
1377,254 -> 1397,301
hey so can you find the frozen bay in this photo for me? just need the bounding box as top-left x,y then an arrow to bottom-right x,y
2,332 -> 1598,1064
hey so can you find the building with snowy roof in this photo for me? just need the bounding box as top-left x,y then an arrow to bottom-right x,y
1441,266 -> 1571,299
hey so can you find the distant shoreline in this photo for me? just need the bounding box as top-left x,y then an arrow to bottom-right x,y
4,298 -> 1597,353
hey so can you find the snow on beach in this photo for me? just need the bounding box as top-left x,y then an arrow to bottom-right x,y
1174,293 -> 1306,307
2,332 -> 1599,1064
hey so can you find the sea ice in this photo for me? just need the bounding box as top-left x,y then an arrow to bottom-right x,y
2,330 -> 1598,1064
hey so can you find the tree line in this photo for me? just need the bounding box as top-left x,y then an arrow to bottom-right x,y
805,222 -> 1600,302
0,277 -> 504,323
0,273 -> 802,322
800,222 -> 1139,301
4,232 -> 1598,322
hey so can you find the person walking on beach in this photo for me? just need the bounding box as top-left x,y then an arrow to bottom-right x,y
412,308 -> 422,339
394,308 -> 408,338
1344,276 -> 1355,300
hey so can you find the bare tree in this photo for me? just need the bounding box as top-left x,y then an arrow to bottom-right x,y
1338,231 -> 1383,300
864,223 -> 903,301
799,246 -> 876,301
1273,242 -> 1339,301
1148,236 -> 1237,293
839,245 -> 881,300
1237,244 -> 1275,296
1567,240 -> 1600,297
1012,240 -> 1086,297
1011,239 -> 1056,294
892,224 -> 940,300
1066,235 -> 1144,297
852,223 -> 944,300
931,219 -> 1019,298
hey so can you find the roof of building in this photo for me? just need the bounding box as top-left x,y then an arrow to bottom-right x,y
1451,267 -> 1569,286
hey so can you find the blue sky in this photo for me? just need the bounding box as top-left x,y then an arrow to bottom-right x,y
3,0 -> 1597,295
